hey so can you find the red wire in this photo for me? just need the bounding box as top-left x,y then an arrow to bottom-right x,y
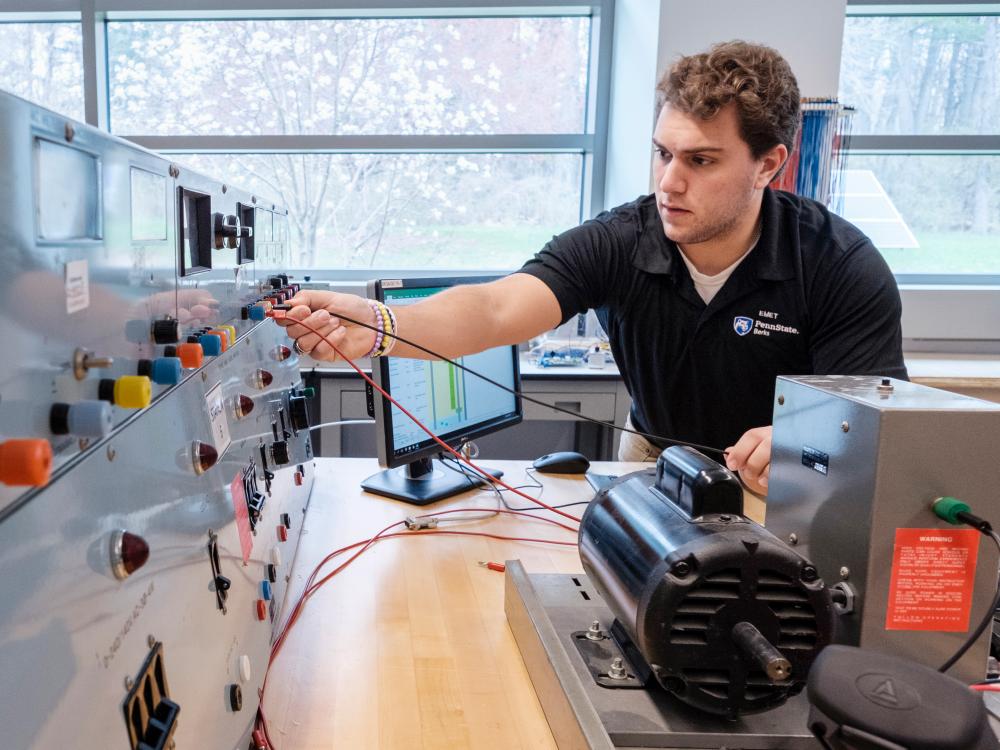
970,684 -> 1000,692
257,523 -> 577,748
272,311 -> 582,523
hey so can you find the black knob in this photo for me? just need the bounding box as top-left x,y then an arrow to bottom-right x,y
229,683 -> 243,711
269,277 -> 283,289
270,441 -> 290,466
151,319 -> 180,344
280,513 -> 292,530
288,396 -> 309,432
137,359 -> 152,377
266,563 -> 277,583
163,345 -> 177,357
215,575 -> 231,592
98,378 -> 115,403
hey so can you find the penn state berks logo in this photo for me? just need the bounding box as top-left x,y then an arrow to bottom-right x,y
733,316 -> 754,336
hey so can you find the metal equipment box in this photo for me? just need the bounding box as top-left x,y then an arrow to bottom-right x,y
766,375 -> 1000,684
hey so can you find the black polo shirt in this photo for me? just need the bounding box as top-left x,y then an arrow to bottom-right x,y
518,187 -> 908,453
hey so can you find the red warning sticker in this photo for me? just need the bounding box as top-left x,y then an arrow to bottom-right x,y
231,473 -> 254,564
885,528 -> 980,631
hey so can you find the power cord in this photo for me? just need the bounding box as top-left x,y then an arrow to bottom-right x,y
932,497 -> 1000,673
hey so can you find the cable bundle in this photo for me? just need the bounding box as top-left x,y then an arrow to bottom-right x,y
773,99 -> 855,211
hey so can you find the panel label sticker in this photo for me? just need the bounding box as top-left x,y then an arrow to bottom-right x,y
205,382 -> 231,457
230,473 -> 254,564
801,445 -> 829,475
886,527 -> 980,631
65,259 -> 90,314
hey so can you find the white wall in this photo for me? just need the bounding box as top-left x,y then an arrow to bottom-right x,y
603,0 -> 847,210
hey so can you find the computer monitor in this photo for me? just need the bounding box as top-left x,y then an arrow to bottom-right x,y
360,276 -> 522,504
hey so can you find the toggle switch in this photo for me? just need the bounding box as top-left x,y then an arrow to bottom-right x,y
191,441 -> 219,475
50,400 -> 113,437
165,343 -> 204,369
151,319 -> 181,344
98,376 -> 152,409
233,394 -> 255,419
137,357 -> 182,385
110,529 -> 150,580
270,441 -> 290,466
288,396 -> 309,432
199,333 -> 223,356
0,439 -> 52,487
72,348 -> 114,380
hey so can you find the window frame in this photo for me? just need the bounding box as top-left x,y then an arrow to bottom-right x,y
844,0 -> 1000,348
53,0 -> 612,276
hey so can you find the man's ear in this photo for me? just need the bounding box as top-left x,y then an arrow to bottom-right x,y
756,143 -> 789,189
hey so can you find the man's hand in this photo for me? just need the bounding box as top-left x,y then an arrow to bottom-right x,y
275,290 -> 377,362
724,426 -> 772,496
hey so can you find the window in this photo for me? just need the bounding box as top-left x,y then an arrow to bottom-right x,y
839,7 -> 1000,281
103,9 -> 608,270
0,18 -> 84,120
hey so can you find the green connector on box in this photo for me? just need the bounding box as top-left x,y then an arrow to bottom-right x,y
933,496 -> 971,525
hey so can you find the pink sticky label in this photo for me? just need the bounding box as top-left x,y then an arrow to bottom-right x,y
231,473 -> 254,564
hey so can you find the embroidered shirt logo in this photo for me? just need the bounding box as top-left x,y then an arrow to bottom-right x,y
733,316 -> 754,336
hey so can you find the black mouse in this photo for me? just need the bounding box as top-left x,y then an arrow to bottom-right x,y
532,450 -> 590,474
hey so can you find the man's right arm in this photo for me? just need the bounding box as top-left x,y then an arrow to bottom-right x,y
277,272 -> 563,362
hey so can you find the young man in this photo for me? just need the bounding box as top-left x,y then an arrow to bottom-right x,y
278,41 -> 907,495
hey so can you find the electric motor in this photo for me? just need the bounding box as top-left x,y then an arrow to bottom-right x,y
579,446 -> 836,717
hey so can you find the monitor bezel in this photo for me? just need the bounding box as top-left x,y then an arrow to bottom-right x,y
368,275 -> 523,470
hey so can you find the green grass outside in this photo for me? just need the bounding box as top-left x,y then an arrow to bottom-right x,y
879,231 -> 1000,275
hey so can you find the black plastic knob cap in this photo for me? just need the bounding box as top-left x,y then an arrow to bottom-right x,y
280,513 -> 292,530
152,319 -> 180,344
229,683 -> 243,712
266,563 -> 277,582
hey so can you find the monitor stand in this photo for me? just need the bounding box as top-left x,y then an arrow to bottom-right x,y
360,457 -> 504,505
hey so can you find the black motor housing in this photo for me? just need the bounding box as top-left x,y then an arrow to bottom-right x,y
579,446 -> 835,717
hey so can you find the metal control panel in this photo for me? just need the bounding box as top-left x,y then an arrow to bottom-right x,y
0,90 -> 315,749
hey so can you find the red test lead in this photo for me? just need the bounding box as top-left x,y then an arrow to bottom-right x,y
478,561 -> 506,573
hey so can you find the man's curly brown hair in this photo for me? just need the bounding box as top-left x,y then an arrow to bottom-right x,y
656,41 -> 801,161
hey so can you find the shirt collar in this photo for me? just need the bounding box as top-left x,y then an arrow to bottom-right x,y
632,188 -> 797,282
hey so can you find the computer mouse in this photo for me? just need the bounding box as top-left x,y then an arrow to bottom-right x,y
532,450 -> 591,474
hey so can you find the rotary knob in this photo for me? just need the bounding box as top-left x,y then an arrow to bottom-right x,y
213,213 -> 241,250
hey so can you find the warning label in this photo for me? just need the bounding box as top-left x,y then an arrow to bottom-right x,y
885,528 -> 980,631
231,473 -> 254,564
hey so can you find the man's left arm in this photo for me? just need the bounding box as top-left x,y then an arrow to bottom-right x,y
726,238 -> 907,494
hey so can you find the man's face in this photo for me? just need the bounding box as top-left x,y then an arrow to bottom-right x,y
652,103 -> 766,246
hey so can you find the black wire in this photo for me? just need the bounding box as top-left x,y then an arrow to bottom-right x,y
939,529 -> 1000,673
302,307 -> 727,458
438,454 -> 591,514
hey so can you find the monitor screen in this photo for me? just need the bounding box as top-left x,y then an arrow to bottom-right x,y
362,276 -> 522,504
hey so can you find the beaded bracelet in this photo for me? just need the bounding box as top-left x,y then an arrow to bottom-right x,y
381,305 -> 399,356
365,300 -> 384,358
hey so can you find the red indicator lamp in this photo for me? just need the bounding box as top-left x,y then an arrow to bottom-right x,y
110,530 -> 150,580
191,441 -> 219,475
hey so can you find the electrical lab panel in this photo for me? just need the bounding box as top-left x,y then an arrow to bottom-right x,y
0,90 -> 314,749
